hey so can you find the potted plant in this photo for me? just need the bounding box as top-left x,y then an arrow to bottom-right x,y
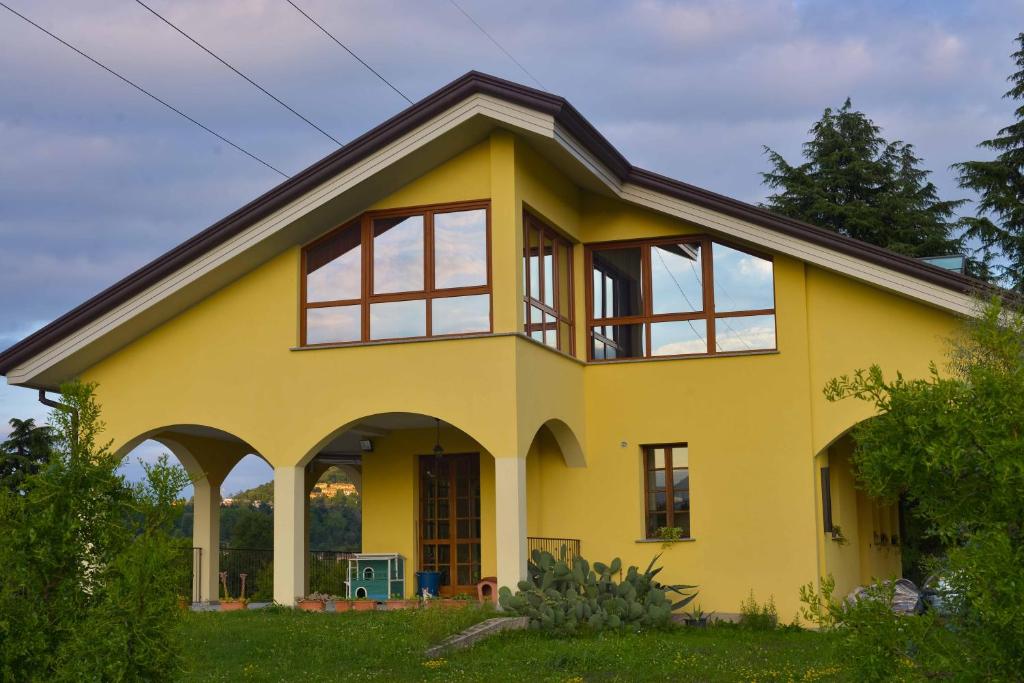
385,592 -> 414,610
218,572 -> 249,611
297,592 -> 330,612
684,603 -> 713,628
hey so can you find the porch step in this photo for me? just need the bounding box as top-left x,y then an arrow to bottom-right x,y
424,616 -> 529,658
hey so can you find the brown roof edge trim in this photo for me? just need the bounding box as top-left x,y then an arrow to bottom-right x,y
0,71 -> 993,375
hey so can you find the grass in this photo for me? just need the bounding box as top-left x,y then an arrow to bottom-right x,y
179,606 -> 859,682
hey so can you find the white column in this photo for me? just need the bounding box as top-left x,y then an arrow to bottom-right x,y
273,465 -> 306,606
303,493 -> 311,597
192,479 -> 220,604
494,456 -> 528,592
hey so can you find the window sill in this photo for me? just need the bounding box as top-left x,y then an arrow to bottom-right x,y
635,537 -> 696,544
590,349 -> 779,365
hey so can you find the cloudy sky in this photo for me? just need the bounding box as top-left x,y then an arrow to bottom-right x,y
1,0 -> 1022,494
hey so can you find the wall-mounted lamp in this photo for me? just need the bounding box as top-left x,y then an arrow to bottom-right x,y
359,438 -> 374,452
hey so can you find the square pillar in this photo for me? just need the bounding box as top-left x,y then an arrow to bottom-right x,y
273,465 -> 306,606
494,456 -> 528,591
192,479 -> 220,604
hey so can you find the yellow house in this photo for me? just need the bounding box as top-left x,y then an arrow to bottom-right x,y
0,73 -> 982,618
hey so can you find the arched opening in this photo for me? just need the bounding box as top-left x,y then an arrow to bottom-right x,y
523,421 -> 584,564
816,427 -> 905,600
299,412 -> 495,600
115,425 -> 268,606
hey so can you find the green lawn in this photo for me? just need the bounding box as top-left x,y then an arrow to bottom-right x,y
179,607 -> 857,682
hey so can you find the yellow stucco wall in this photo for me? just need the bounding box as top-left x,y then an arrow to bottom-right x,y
79,130 -> 960,613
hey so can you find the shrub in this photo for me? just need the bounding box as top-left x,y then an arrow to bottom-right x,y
0,381 -> 191,681
738,590 -> 777,630
498,549 -> 695,634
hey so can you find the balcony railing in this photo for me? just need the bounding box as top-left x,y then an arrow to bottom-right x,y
527,536 -> 581,564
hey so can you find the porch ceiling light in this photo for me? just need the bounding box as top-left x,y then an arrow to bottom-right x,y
426,418 -> 444,478
359,438 -> 374,452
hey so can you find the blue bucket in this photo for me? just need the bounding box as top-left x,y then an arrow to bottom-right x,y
415,570 -> 442,598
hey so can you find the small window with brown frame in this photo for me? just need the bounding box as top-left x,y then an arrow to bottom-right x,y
301,200 -> 492,346
586,237 -> 776,361
644,444 -> 690,540
523,212 -> 574,354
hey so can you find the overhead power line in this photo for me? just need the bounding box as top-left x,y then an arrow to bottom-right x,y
134,0 -> 343,146
0,2 -> 289,178
283,0 -> 413,105
447,0 -> 545,90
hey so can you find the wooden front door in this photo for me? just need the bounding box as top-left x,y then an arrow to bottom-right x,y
419,453 -> 481,594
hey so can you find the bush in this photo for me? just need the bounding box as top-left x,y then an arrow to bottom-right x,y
498,549 -> 695,634
738,590 -> 778,630
0,381 -> 191,681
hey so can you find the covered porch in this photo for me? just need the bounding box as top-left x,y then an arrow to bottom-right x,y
130,411 -> 585,606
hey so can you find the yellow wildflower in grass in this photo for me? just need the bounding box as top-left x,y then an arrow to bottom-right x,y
422,658 -> 447,669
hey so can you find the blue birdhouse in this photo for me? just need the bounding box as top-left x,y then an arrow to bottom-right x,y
346,553 -> 405,600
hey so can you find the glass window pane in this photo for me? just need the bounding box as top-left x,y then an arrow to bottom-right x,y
651,242 -> 702,314
528,226 -> 540,300
591,248 -> 643,318
306,305 -> 360,344
373,215 -> 424,293
306,223 -> 361,302
435,209 -> 487,289
542,235 -> 554,307
529,305 -> 546,343
432,294 -> 490,335
650,319 -> 708,356
370,299 -> 426,340
673,491 -> 689,511
557,241 -> 572,315
712,243 -> 774,312
673,468 -> 689,490
543,312 -> 557,348
647,470 -> 665,490
590,323 -> 645,359
715,314 -> 776,352
648,449 -> 665,470
670,446 -> 688,468
647,514 -> 667,538
653,490 -> 666,512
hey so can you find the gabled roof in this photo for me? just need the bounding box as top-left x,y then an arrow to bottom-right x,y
0,71 -> 989,381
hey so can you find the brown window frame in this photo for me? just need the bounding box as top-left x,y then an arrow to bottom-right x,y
643,443 -> 691,540
523,211 -> 575,355
584,235 -> 776,361
300,199 -> 492,346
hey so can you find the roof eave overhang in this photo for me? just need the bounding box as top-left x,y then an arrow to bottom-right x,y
0,71 -> 991,387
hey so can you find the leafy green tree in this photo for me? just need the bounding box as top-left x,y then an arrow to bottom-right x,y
763,99 -> 969,261
0,417 -> 54,491
825,299 -> 1024,676
0,381 -> 191,681
955,33 -> 1024,292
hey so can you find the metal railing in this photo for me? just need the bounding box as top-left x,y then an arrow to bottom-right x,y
184,547 -> 359,601
527,536 -> 582,564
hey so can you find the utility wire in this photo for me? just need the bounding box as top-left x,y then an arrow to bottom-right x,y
447,0 -> 545,90
283,0 -> 413,105
0,2 -> 288,178
134,0 -> 343,145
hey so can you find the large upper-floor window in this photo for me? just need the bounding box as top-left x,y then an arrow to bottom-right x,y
586,237 -> 775,361
523,212 -> 574,354
301,200 -> 491,346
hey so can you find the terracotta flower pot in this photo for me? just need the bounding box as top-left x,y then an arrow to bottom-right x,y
297,599 -> 326,612
352,600 -> 377,612
333,600 -> 353,612
219,600 -> 247,611
385,599 -> 415,610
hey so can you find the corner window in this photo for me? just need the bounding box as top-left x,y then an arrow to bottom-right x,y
301,201 -> 491,345
586,237 -> 775,361
644,444 -> 690,539
523,212 -> 574,353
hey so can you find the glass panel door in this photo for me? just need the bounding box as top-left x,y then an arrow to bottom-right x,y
419,453 -> 481,594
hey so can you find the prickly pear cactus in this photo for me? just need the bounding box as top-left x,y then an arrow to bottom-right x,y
497,550 -> 696,634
